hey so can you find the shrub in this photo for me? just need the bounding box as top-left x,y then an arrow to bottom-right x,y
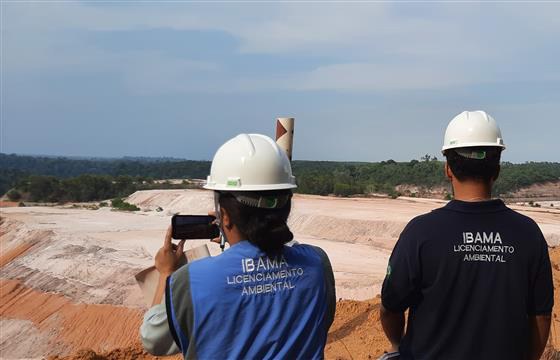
388,190 -> 402,199
334,183 -> 363,197
111,198 -> 140,211
6,189 -> 22,201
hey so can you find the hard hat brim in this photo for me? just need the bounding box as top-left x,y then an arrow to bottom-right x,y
203,183 -> 298,191
442,142 -> 506,154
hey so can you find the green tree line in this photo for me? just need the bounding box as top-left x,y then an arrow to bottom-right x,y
0,153 -> 210,182
7,174 -> 197,203
2,153 -> 559,200
10,175 -> 142,202
294,160 -> 560,197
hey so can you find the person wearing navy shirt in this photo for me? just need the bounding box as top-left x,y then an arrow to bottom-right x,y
380,111 -> 553,360
140,134 -> 336,359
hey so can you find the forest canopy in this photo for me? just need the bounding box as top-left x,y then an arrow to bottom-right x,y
1,153 -> 559,202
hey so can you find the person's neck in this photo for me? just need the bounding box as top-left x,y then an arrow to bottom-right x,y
223,227 -> 244,247
452,180 -> 493,202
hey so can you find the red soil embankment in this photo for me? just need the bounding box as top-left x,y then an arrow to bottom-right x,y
53,247 -> 560,360
0,218 -> 49,266
326,298 -> 389,359
547,246 -> 560,351
0,241 -> 37,267
0,279 -> 158,357
1,274 -> 388,359
0,201 -> 19,208
48,347 -> 156,360
43,297 -> 389,360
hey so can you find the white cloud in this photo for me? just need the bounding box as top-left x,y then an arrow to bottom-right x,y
3,2 -> 560,94
298,62 -> 476,91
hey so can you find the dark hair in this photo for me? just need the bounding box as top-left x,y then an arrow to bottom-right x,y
444,146 -> 502,182
218,190 -> 293,255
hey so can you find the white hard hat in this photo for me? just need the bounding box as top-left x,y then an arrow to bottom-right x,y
204,133 -> 297,191
442,110 -> 506,153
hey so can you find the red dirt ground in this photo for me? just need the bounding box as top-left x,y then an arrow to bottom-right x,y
3,248 -> 560,359
0,201 -> 20,208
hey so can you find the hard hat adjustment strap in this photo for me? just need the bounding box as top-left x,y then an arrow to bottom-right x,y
232,193 -> 291,209
455,149 -> 487,160
214,192 -> 227,252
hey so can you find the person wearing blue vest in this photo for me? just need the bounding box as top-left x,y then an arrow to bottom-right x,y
140,133 -> 336,359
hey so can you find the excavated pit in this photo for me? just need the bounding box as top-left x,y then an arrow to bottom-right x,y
1,189 -> 559,359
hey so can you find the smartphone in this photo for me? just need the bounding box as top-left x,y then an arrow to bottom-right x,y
171,215 -> 220,240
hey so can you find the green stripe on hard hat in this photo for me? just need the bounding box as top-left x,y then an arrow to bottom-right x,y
226,178 -> 241,187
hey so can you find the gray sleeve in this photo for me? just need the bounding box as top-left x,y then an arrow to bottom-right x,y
140,303 -> 180,356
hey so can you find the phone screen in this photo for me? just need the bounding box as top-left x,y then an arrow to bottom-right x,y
172,215 -> 219,240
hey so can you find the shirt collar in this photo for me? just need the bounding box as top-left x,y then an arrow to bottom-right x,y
442,199 -> 507,213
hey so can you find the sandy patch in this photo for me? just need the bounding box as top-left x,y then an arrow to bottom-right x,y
0,318 -> 54,359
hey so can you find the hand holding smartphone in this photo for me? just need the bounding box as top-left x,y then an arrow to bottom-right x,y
171,215 -> 220,240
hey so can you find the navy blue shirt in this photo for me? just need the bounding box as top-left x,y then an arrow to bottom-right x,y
382,200 -> 553,360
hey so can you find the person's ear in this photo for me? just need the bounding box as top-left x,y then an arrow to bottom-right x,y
445,162 -> 453,180
493,164 -> 501,182
220,207 -> 233,230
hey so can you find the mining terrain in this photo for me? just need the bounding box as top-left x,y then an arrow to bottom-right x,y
1,189 -> 559,359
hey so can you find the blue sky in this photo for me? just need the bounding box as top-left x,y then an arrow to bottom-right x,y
1,2 -> 559,162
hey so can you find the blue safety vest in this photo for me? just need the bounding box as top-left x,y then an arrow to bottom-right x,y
165,240 -> 336,359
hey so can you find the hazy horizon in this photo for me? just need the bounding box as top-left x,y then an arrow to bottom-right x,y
3,151 -> 559,165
